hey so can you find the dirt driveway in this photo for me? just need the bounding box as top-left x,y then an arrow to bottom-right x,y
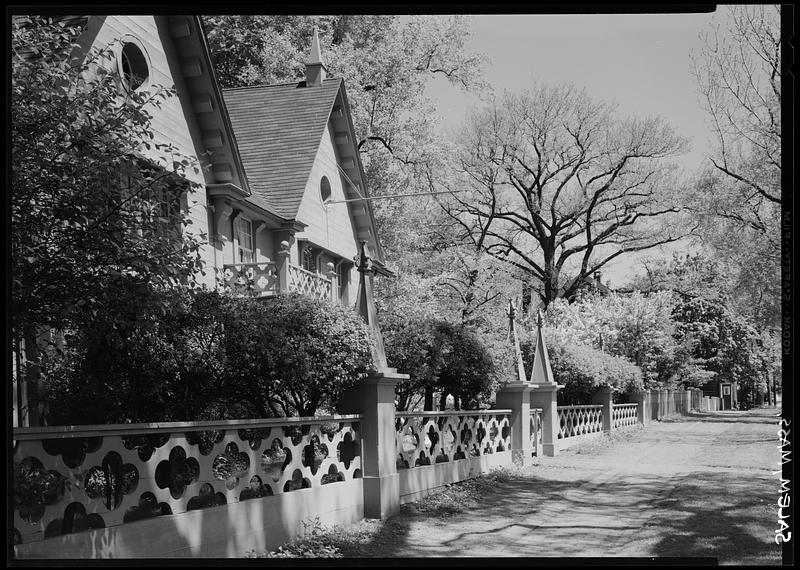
365,407 -> 785,564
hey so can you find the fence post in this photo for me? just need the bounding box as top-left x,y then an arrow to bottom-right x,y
496,382 -> 534,466
652,391 -> 658,421
528,310 -> 562,457
530,385 -> 560,457
632,390 -> 649,426
592,387 -> 614,432
337,368 -> 408,519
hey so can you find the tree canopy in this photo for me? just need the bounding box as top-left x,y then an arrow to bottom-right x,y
685,5 -> 782,331
438,83 -> 690,308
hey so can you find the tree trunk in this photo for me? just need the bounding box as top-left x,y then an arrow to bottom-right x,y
424,387 -> 433,411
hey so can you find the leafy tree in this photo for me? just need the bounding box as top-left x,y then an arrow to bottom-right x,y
532,292 -> 688,389
672,295 -> 772,408
439,83 -> 690,308
382,315 -> 496,411
434,321 -> 496,411
526,342 -> 643,405
381,313 -> 444,411
634,252 -> 780,397
12,17 -> 205,423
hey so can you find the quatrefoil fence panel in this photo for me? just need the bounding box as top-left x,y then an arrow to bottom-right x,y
394,411 -> 512,470
12,416 -> 362,547
612,403 -> 638,428
288,265 -> 332,300
556,405 -> 603,439
220,263 -> 279,297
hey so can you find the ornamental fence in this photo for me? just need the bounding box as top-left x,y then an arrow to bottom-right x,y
612,403 -> 638,429
557,404 -> 604,446
13,416 -> 363,558
13,387 -> 699,559
394,411 -> 512,504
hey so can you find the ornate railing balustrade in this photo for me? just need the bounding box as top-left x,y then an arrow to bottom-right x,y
220,262 -> 279,297
530,408 -> 543,456
612,403 -> 638,428
220,262 -> 333,301
394,411 -> 512,470
556,405 -> 603,440
288,264 -> 333,300
12,416 -> 362,548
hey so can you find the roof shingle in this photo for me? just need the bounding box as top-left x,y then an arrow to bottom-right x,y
222,78 -> 342,219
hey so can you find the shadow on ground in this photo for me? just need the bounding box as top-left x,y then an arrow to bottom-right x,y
341,446 -> 779,560
643,470 -> 779,565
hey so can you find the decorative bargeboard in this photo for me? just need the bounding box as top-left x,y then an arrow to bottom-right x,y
612,403 -> 638,428
557,405 -> 603,439
394,411 -> 512,470
12,416 -> 362,548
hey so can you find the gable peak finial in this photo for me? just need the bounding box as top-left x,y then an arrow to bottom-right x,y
305,27 -> 327,87
309,27 -> 324,66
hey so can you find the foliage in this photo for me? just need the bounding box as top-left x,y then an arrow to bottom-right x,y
13,459 -> 67,516
204,15 -> 494,336
41,292 -> 374,424
246,518 -> 343,558
255,293 -> 374,416
438,82 -> 689,308
382,315 -> 496,411
672,295 -> 775,407
531,293 -> 687,389
11,16 -> 205,338
545,343 -> 643,405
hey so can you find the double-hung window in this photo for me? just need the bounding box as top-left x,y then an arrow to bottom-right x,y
235,217 -> 255,264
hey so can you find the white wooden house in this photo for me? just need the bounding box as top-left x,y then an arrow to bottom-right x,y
72,15 -> 385,304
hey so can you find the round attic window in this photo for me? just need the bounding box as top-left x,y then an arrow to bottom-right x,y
119,42 -> 149,91
320,176 -> 332,203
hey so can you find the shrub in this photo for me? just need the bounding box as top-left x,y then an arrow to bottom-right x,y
42,291 -> 374,424
546,343 -> 643,405
254,293 -> 374,417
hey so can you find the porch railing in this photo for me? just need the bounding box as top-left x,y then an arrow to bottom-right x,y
287,264 -> 333,300
220,262 -> 280,298
220,262 -> 333,301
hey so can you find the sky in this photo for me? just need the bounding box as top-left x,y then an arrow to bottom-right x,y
423,9 -> 730,286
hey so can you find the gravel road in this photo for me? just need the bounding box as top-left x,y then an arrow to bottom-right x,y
377,407 -> 785,564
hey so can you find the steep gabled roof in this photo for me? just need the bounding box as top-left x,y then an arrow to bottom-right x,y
222,78 -> 342,218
